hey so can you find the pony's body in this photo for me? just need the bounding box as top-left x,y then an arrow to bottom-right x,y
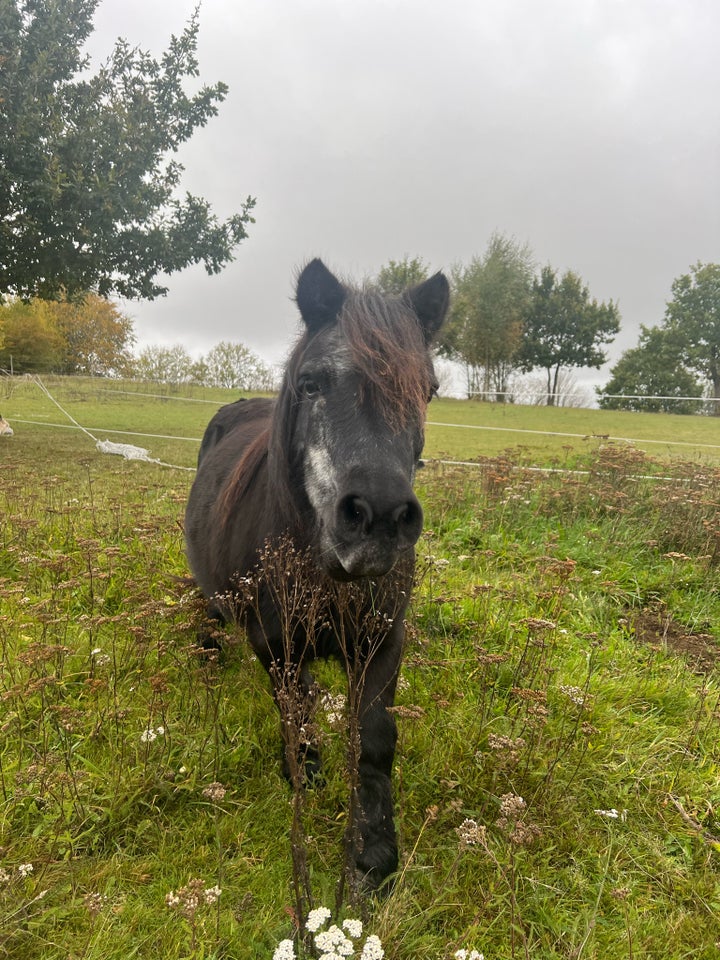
187,397 -> 273,594
0,415 -> 13,437
185,259 -> 448,887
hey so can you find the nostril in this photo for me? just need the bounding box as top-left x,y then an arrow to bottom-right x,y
339,495 -> 373,533
337,493 -> 422,546
392,499 -> 422,532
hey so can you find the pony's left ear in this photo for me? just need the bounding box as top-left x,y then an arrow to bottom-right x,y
406,273 -> 450,343
296,259 -> 347,333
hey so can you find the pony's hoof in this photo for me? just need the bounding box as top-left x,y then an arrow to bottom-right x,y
353,843 -> 398,895
353,864 -> 396,897
281,746 -> 324,787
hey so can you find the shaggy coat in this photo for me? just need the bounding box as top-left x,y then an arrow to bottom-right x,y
185,259 -> 448,887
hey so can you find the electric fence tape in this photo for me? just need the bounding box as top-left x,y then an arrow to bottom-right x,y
31,377 -> 196,471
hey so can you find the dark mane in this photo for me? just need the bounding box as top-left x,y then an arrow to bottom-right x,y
338,287 -> 434,429
217,427 -> 270,527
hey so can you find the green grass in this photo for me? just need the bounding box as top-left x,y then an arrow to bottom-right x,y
425,397 -> 720,463
2,375 -> 719,468
0,377 -> 719,958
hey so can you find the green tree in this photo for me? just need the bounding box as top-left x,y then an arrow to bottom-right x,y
0,299 -> 64,372
438,233 -> 534,399
518,266 -> 620,405
375,257 -> 429,296
663,262 -> 720,412
203,341 -> 275,391
0,2 -> 254,301
597,325 -> 704,414
54,294 -> 134,375
0,293 -> 134,374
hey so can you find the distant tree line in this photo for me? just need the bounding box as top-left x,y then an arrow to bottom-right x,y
133,341 -> 276,391
376,236 -> 620,406
0,294 -> 134,376
377,243 -> 720,414
0,294 -> 275,391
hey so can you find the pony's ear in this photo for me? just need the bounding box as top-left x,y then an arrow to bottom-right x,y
406,272 -> 450,343
295,259 -> 346,333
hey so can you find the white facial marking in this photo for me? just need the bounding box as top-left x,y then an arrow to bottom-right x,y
305,443 -> 339,512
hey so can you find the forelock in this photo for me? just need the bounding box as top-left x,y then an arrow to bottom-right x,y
338,288 -> 433,429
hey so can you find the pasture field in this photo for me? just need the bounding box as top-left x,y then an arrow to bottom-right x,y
1,374 -> 719,467
0,377 -> 719,958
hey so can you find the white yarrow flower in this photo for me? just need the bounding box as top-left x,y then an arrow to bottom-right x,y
314,925 -> 353,956
594,808 -> 628,822
360,934 -> 384,960
140,725 -> 165,743
272,939 -> 296,960
276,905 -> 383,960
342,917 -> 363,939
306,905 -> 332,932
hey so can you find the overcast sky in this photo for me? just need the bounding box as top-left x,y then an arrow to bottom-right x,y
88,0 -> 719,386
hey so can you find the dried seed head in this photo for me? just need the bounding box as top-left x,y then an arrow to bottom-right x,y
456,818 -> 486,848
84,892 -> 108,917
202,782 -> 227,802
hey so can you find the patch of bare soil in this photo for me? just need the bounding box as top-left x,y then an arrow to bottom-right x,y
632,608 -> 719,674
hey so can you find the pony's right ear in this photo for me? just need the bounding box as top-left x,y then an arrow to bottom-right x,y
295,259 -> 346,333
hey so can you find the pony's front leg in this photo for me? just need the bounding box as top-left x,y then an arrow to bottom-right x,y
258,651 -> 323,785
349,633 -> 402,889
248,621 -> 323,784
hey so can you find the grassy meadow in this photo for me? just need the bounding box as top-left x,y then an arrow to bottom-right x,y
2,374 -> 720,468
0,376 -> 719,958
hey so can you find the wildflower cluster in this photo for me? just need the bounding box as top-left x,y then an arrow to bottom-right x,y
140,725 -> 165,743
84,891 -> 109,916
485,732 -> 526,766
594,807 -> 628,822
272,907 -> 384,959
559,684 -> 589,708
456,818 -> 487,849
202,781 -> 227,802
0,863 -> 34,884
90,647 -> 112,667
495,794 -> 541,847
165,878 -> 222,919
320,691 -> 346,728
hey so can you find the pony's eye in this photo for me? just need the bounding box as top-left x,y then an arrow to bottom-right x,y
299,377 -> 322,399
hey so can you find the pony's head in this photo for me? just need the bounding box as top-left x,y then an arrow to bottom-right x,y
273,259 -> 449,580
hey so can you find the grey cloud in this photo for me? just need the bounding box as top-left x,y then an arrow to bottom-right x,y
90,0 -> 719,376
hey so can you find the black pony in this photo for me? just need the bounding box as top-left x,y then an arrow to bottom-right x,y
185,259 -> 448,887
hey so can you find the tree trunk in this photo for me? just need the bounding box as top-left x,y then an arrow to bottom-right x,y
711,368 -> 720,416
552,365 -> 562,406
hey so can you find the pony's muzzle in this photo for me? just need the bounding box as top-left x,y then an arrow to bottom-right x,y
338,493 -> 422,543
333,490 -> 423,577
